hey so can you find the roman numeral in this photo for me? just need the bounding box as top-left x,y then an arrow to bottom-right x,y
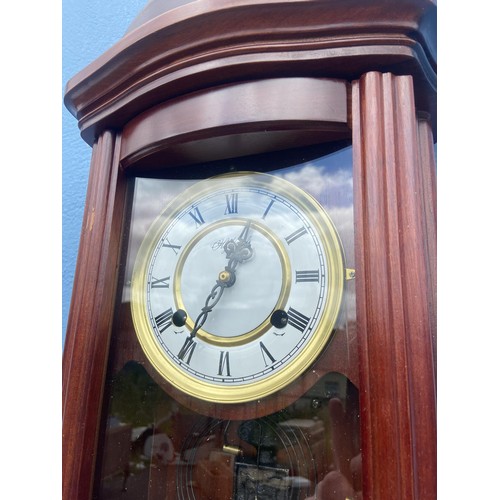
154,308 -> 173,333
285,227 -> 307,245
262,199 -> 275,220
188,207 -> 205,227
163,241 -> 181,255
287,307 -> 310,333
295,270 -> 320,283
224,193 -> 238,214
218,351 -> 231,376
178,337 -> 197,364
259,342 -> 276,367
150,276 -> 171,288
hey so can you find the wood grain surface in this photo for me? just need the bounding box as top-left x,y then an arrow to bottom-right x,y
352,72 -> 436,499
120,77 -> 350,170
62,132 -> 127,500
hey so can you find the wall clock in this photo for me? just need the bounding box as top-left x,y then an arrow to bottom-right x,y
131,171 -> 348,404
62,1 -> 436,498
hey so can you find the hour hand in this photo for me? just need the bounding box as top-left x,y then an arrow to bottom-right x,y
238,219 -> 252,243
224,220 -> 253,266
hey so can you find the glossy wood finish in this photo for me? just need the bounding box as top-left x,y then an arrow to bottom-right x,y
62,131 -> 127,500
64,0 -> 436,145
417,113 -> 438,371
120,77 -> 349,170
352,72 -> 436,499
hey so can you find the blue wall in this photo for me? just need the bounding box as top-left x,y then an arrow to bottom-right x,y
62,0 -> 145,343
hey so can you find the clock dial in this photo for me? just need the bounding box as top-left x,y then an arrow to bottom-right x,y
131,172 -> 346,403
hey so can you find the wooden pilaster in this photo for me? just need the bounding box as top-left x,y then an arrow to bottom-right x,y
352,72 -> 437,499
62,131 -> 126,500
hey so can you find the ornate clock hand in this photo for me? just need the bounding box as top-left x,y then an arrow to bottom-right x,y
190,277 -> 227,338
190,221 -> 254,338
224,219 -> 253,271
238,218 -> 252,243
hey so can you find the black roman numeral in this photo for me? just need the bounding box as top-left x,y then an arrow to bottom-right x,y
188,207 -> 205,227
259,341 -> 276,367
295,270 -> 320,283
154,308 -> 173,333
287,307 -> 310,333
224,193 -> 238,214
163,241 -> 181,255
218,351 -> 231,376
285,227 -> 307,245
150,276 -> 171,288
178,337 -> 197,364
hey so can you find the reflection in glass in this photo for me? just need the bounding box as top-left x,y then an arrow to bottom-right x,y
98,363 -> 361,499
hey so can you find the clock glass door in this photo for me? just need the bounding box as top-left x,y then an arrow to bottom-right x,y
94,144 -> 361,500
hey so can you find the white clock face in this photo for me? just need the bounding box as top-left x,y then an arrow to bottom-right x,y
131,172 -> 345,403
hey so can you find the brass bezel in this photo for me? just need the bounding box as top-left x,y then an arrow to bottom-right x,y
131,172 -> 346,404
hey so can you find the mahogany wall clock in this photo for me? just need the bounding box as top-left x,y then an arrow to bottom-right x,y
63,1 -> 436,499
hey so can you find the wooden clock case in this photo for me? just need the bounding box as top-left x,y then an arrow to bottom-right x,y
63,1 -> 436,498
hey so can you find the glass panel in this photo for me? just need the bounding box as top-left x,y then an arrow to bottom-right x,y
96,145 -> 360,499
99,363 -> 360,499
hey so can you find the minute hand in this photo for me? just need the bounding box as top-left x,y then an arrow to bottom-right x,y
189,281 -> 226,338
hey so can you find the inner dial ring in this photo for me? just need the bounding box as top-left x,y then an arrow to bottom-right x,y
173,218 -> 291,347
